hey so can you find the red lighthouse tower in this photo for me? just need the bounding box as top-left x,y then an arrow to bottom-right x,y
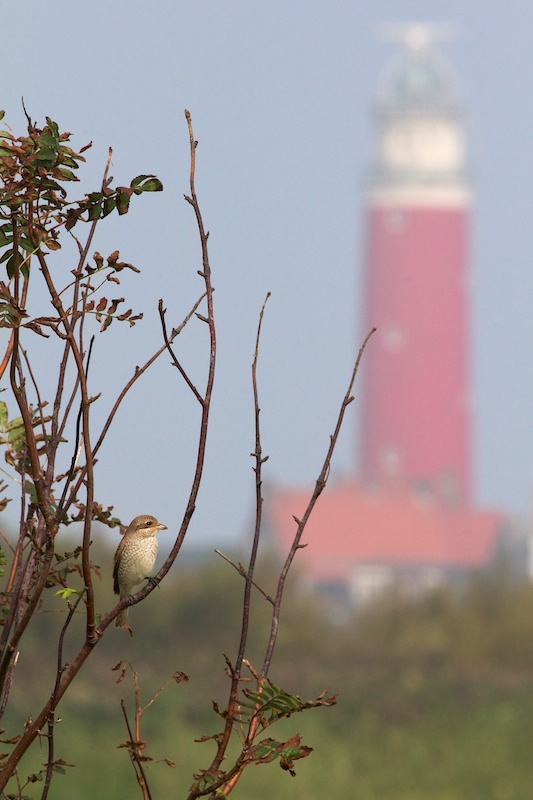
268,25 -> 503,606
360,25 -> 471,504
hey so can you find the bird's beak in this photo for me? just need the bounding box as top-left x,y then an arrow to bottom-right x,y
157,523 -> 168,531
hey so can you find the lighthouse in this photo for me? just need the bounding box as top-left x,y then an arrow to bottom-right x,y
267,25 -> 505,606
359,24 -> 472,505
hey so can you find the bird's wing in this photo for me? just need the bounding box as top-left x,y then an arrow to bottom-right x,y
113,537 -> 126,595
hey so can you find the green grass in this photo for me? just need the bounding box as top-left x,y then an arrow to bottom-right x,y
5,561 -> 533,799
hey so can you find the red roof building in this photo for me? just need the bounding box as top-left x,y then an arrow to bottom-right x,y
269,480 -> 503,605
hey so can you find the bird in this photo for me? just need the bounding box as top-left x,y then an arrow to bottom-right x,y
113,514 -> 168,628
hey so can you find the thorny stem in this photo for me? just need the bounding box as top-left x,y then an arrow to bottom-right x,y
261,326 -> 376,677
0,261 -> 29,382
120,675 -> 153,800
56,336 -> 95,516
35,248 -> 97,643
121,701 -> 152,800
47,149 -> 113,492
207,293 -> 271,782
57,292 -> 206,526
214,549 -> 273,603
0,146 -> 110,707
41,594 -> 82,800
0,352 -> 57,704
205,328 -> 376,800
159,301 -> 204,404
9,336 -> 53,530
144,109 -> 216,582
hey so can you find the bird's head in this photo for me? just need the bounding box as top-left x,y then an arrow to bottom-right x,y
126,515 -> 168,536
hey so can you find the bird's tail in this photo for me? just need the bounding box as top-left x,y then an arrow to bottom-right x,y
115,607 -> 128,628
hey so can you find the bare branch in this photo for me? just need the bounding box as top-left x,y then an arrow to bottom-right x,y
41,593 -> 83,800
261,326 -> 376,676
202,292 -> 271,787
159,300 -> 204,405
214,548 -> 274,604
120,699 -> 153,800
48,149 -> 113,489
55,336 -> 95,516
105,110 -> 217,639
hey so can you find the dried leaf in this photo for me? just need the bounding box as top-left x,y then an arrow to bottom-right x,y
22,320 -> 50,337
112,660 -> 128,683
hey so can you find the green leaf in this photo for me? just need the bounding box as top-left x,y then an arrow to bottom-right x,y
131,175 -> 163,195
100,314 -> 113,332
54,587 -> 83,600
36,147 -> 57,162
5,253 -> 17,279
88,202 -> 102,221
65,209 -> 82,231
45,117 -> 60,138
130,174 -> 152,189
0,110 -> 5,121
57,166 -> 79,182
0,401 -> 8,429
7,418 -> 25,450
0,228 -> 12,247
24,482 -> 38,504
18,237 -> 35,253
116,188 -> 132,215
102,197 -> 116,217
39,134 -> 58,148
56,153 -> 79,168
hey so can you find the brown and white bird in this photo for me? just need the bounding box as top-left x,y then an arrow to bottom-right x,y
113,514 -> 168,628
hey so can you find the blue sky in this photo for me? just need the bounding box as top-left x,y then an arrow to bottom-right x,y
2,2 -> 533,549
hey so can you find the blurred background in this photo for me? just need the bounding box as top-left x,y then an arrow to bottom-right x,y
3,1 -> 533,547
3,2 -> 533,797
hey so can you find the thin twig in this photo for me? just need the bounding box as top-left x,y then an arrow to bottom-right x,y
2,263 -> 30,383
261,327 -> 376,677
120,698 -> 152,800
56,336 -> 95,516
56,292 -> 206,525
214,327 -> 376,799
0,350 -> 57,702
19,346 -> 49,447
159,301 -> 204,405
41,593 -> 83,800
47,148 -> 113,489
214,549 -> 274,603
205,292 -> 271,787
34,247 -> 97,643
